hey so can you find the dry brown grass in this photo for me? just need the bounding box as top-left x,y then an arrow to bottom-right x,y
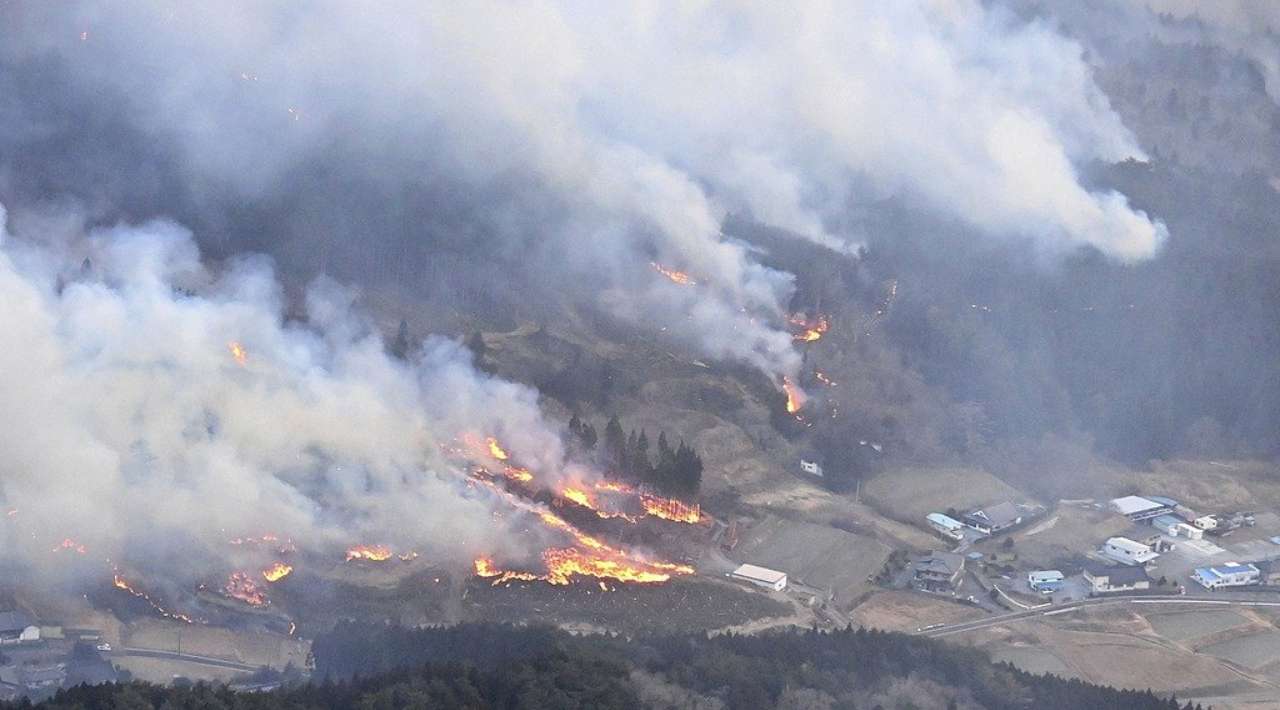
123,619 -> 308,667
847,590 -> 984,632
861,466 -> 1029,523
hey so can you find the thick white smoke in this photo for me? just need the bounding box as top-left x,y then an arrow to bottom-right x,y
0,204 -> 564,583
2,0 -> 1166,379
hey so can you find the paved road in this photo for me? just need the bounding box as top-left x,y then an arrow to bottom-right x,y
113,647 -> 259,672
918,594 -> 1280,638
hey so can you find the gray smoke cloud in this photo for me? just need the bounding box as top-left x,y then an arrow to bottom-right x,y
0,203 -> 571,588
0,0 -> 1166,383
1133,1 -> 1280,103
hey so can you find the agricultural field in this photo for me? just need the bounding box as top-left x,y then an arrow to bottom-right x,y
732,515 -> 892,607
847,590 -> 984,632
861,466 -> 1028,524
1143,609 -> 1252,643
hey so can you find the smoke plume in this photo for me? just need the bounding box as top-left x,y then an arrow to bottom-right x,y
0,204 -> 567,587
0,1 -> 1166,383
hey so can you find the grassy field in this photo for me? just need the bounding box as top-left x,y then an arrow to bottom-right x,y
847,591 -> 984,632
123,619 -> 308,668
861,466 -> 1028,523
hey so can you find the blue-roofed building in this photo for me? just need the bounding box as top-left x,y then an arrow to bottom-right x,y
1192,562 -> 1260,589
1027,570 -> 1065,593
926,513 -> 965,541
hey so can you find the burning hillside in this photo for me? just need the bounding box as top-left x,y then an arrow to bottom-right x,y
789,313 -> 830,342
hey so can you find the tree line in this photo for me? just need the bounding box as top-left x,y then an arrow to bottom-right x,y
568,414 -> 702,498
7,622 -> 1208,709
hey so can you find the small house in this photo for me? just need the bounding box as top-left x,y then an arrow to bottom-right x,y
799,459 -> 824,477
1084,563 -> 1152,593
962,502 -> 1022,535
1027,570 -> 1065,593
914,551 -> 965,592
1101,537 -> 1158,566
1193,563 -> 1260,590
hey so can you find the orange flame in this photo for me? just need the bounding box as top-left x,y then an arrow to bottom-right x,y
475,548 -> 692,587
486,437 -> 510,460
782,376 -> 806,415
345,544 -> 393,562
262,562 -> 293,582
651,262 -> 696,286
472,484 -> 694,587
112,573 -> 197,623
789,314 -> 830,342
228,341 -> 248,366
560,485 -> 639,522
640,494 -> 702,523
223,571 -> 268,606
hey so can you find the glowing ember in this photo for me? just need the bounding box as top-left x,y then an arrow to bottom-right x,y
229,534 -> 296,554
112,573 -> 197,624
228,341 -> 248,366
53,538 -> 87,554
501,464 -> 534,483
651,262 -> 696,286
223,572 -> 268,606
345,544 -> 393,562
640,494 -> 702,523
262,562 -> 293,582
789,313 -> 830,342
782,376 -> 806,415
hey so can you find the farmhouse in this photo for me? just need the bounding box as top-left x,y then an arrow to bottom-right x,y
1084,563 -> 1152,593
1101,536 -> 1159,566
962,502 -> 1022,535
926,513 -> 965,541
1192,562 -> 1260,590
914,551 -> 965,592
0,611 -> 39,645
1109,495 -> 1173,522
730,563 -> 788,591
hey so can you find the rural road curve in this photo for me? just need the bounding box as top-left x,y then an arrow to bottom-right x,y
918,594 -> 1280,638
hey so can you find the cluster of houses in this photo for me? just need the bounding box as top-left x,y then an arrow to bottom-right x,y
0,610 -> 116,702
1098,495 -> 1280,592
